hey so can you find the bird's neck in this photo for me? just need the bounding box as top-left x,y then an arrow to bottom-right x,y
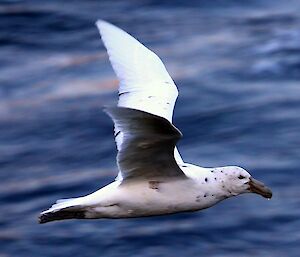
181,164 -> 234,200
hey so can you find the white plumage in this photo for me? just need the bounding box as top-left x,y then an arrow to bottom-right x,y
96,20 -> 183,165
39,20 -> 272,224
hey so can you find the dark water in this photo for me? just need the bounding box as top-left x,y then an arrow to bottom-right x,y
1,0 -> 300,256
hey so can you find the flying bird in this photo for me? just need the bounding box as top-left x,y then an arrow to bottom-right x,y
39,20 -> 272,224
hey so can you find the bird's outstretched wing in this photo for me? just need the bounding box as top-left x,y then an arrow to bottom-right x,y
96,20 -> 184,169
104,107 -> 186,180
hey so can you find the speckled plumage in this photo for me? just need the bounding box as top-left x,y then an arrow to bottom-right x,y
39,20 -> 272,224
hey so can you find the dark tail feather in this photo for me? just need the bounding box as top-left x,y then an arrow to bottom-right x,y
38,209 -> 86,224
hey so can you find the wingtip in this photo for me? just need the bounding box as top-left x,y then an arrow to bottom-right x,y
95,19 -> 106,33
95,19 -> 105,28
95,19 -> 115,32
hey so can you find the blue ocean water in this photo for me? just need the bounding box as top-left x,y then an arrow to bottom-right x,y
1,0 -> 300,256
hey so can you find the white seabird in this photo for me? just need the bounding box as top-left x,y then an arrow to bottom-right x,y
39,20 -> 272,224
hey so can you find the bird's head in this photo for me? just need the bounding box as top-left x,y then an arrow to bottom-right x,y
216,166 -> 272,199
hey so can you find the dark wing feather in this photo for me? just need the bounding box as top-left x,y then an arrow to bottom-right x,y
104,107 -> 186,180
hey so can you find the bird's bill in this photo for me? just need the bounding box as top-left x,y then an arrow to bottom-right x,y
249,177 -> 272,199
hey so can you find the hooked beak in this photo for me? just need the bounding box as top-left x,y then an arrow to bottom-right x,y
248,177 -> 272,199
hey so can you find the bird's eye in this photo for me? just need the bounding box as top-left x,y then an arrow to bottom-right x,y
238,175 -> 245,179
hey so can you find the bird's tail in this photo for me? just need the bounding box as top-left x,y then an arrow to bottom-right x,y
38,198 -> 86,224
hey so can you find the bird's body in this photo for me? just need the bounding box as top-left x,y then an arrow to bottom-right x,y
82,178 -> 204,219
42,165 -> 234,221
84,177 -> 218,219
39,20 -> 272,224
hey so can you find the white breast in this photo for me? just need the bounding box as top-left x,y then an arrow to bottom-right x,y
84,174 -> 226,218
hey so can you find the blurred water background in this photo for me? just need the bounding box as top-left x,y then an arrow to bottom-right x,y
1,0 -> 300,256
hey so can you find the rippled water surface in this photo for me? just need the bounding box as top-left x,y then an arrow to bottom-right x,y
1,0 -> 300,256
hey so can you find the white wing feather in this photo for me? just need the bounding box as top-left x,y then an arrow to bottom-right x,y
96,20 -> 184,168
